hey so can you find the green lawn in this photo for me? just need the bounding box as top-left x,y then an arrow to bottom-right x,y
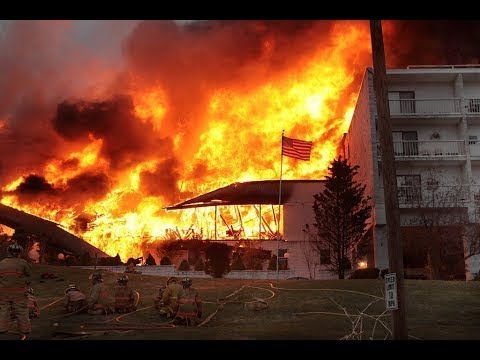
2,264 -> 480,340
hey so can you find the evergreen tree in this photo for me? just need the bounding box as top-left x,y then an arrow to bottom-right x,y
312,156 -> 372,279
204,243 -> 231,278
145,253 -> 157,265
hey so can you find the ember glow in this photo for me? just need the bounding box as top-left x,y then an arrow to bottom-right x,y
0,20 -> 374,260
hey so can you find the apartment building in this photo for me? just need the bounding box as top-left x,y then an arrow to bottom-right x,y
342,65 -> 480,280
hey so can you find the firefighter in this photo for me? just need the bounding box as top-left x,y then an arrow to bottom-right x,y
125,262 -> 136,274
64,284 -> 87,313
114,275 -> 137,313
153,285 -> 166,310
175,277 -> 202,326
26,288 -> 40,319
159,276 -> 182,317
87,272 -> 111,315
153,276 -> 174,310
0,243 -> 32,335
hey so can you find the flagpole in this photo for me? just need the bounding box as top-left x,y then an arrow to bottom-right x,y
277,130 -> 284,281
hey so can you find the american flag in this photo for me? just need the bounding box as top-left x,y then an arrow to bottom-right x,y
282,136 -> 313,161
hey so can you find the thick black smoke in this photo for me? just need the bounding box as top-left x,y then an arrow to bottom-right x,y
385,20 -> 480,67
15,175 -> 56,195
140,158 -> 180,203
10,172 -> 111,208
53,95 -> 176,170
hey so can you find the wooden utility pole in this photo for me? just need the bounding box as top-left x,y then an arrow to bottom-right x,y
370,20 -> 408,340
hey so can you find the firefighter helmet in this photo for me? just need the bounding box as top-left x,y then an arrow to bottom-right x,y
7,243 -> 23,256
65,284 -> 78,294
182,277 -> 192,287
166,276 -> 177,285
118,275 -> 129,285
89,272 -> 103,282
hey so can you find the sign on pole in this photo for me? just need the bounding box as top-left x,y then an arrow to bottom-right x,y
385,273 -> 398,310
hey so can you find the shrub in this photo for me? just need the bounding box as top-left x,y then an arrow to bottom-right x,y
160,256 -> 172,265
349,268 -> 380,279
268,255 -> 278,270
144,253 -> 157,265
178,259 -> 191,271
231,255 -> 246,271
267,255 -> 287,270
194,259 -> 205,271
205,243 -> 231,278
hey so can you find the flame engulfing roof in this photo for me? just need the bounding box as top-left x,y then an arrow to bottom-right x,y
0,203 -> 108,257
165,180 -> 324,210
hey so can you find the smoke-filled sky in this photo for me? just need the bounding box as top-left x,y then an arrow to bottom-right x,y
1,20 -> 479,258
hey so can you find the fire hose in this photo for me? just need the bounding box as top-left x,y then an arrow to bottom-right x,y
48,282 -> 405,339
53,284 -> 276,337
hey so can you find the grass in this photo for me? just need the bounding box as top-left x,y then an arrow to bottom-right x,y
2,264 -> 480,340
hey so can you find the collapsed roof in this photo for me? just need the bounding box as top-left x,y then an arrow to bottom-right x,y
0,203 -> 108,257
165,180 -> 324,210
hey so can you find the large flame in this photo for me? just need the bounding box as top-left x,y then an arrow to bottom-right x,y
0,21 -> 372,260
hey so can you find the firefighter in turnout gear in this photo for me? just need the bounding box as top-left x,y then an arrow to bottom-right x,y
114,275 -> 137,313
64,284 -> 87,313
26,288 -> 40,319
87,272 -> 111,315
175,277 -> 202,326
159,276 -> 182,317
153,276 -> 175,310
0,243 -> 32,334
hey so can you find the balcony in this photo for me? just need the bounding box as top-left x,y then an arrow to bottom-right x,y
470,143 -> 480,158
466,98 -> 480,115
377,140 -> 466,160
378,185 -> 471,208
389,99 -> 461,116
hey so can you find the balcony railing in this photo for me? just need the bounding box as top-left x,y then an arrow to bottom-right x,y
472,185 -> 480,203
469,143 -> 480,157
394,185 -> 470,207
466,98 -> 480,114
378,140 -> 466,158
389,98 -> 461,116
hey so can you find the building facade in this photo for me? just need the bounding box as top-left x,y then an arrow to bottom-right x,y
342,65 -> 480,280
164,180 -> 341,279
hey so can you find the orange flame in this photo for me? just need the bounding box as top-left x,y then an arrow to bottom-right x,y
0,22 -> 371,261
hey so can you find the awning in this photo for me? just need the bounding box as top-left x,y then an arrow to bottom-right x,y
165,180 -> 324,210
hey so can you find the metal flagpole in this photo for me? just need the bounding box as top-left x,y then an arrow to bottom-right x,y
277,130 -> 285,280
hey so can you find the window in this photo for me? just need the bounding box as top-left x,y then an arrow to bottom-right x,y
320,249 -> 331,265
399,91 -> 415,113
388,91 -> 415,114
392,131 -> 418,156
396,175 -> 422,203
469,135 -> 478,145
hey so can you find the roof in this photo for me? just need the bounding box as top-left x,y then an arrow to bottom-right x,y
0,203 -> 108,258
165,180 -> 324,210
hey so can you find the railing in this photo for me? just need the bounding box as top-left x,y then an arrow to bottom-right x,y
472,185 -> 480,203
470,143 -> 480,157
466,98 -> 480,114
378,140 -> 466,158
395,185 -> 470,207
389,98 -> 461,115
402,185 -> 470,206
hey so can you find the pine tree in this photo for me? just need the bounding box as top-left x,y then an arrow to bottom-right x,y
312,156 -> 372,279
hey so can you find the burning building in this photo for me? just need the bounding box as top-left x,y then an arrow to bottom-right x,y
0,202 -> 107,261
0,20 -> 479,266
165,180 -> 335,279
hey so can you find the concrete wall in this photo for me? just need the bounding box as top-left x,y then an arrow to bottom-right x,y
388,81 -> 456,98
76,265 -> 297,280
